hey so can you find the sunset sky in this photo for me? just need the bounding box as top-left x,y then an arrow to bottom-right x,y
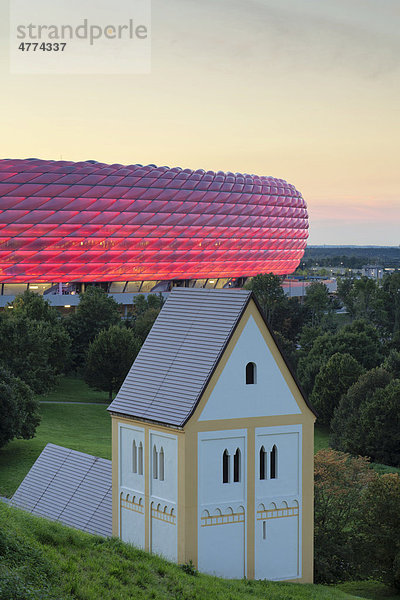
0,0 -> 399,245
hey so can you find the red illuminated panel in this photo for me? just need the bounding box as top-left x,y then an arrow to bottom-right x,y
0,159 -> 309,283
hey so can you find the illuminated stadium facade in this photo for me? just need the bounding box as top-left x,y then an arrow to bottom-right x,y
0,159 -> 308,300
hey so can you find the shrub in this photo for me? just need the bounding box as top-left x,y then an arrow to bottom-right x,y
359,473 -> 400,589
314,449 -> 374,584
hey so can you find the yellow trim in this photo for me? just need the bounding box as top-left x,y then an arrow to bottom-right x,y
121,493 -> 145,515
257,506 -> 299,520
177,431 -> 185,562
111,416 -> 119,537
151,506 -> 176,525
201,510 -> 245,527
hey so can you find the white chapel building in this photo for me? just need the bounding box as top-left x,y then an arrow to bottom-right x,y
108,288 -> 316,582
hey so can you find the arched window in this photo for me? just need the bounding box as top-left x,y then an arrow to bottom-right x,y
270,445 -> 277,479
222,449 -> 230,483
138,442 -> 143,475
159,447 -> 165,481
259,446 -> 267,480
153,445 -> 158,479
132,440 -> 137,473
233,448 -> 241,482
246,362 -> 256,384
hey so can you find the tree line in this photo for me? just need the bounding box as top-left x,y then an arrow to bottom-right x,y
0,288 -> 164,447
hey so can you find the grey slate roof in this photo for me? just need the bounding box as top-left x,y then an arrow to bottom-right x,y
108,288 -> 252,426
11,443 -> 112,537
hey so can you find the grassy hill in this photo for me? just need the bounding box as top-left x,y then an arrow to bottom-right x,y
0,503 -> 358,600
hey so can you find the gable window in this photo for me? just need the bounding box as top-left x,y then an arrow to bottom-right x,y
132,440 -> 137,473
270,445 -> 277,479
246,362 -> 256,384
259,446 -> 267,480
138,442 -> 143,475
233,448 -> 241,482
222,449 -> 230,483
153,445 -> 158,479
159,447 -> 165,481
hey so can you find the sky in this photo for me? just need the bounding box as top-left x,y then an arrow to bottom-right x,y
0,0 -> 399,246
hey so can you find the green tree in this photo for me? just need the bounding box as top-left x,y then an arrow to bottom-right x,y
0,366 -> 40,448
65,286 -> 121,369
310,352 -> 364,426
383,349 -> 400,379
377,272 -> 400,340
297,319 -> 384,395
331,367 -> 392,456
85,326 -> 141,401
351,277 -> 379,318
127,293 -> 164,344
0,313 -> 71,393
359,379 -> 400,467
10,290 -> 59,324
272,330 -> 297,370
359,473 -> 400,589
314,449 -> 374,583
245,273 -> 310,341
272,296 -> 310,342
336,277 -> 355,316
298,325 -> 324,354
244,273 -> 286,325
304,282 -> 330,326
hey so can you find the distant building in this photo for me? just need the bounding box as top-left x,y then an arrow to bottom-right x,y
362,265 -> 385,280
108,288 -> 316,581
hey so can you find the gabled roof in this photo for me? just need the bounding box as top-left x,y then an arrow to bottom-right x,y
108,287 -> 316,426
108,288 -> 252,426
11,444 -> 112,537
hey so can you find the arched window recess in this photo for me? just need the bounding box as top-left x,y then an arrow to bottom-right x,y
233,448 -> 241,482
159,447 -> 165,481
270,444 -> 277,479
246,362 -> 256,384
222,449 -> 230,483
132,440 -> 137,473
259,446 -> 267,480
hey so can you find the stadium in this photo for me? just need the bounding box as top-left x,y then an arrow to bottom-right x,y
0,158 -> 308,306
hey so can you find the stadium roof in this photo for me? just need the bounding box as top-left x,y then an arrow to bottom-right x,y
0,158 -> 308,283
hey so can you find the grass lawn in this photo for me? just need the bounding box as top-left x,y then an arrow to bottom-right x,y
336,581 -> 399,600
314,426 -> 330,452
0,503 -> 359,600
0,403 -> 111,497
38,375 -> 110,403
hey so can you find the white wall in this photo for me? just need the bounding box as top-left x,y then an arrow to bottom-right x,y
254,425 -> 302,580
255,502 -> 299,580
198,429 -> 247,578
120,491 -> 145,549
119,424 -> 145,549
199,315 -> 301,422
149,430 -> 178,561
